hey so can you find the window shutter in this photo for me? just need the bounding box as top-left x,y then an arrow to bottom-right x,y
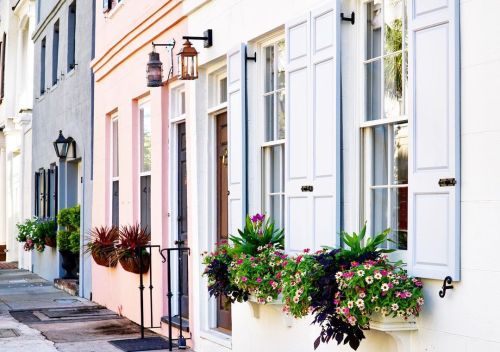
34,172 -> 40,217
285,2 -> 340,252
226,44 -> 247,235
407,1 -> 460,280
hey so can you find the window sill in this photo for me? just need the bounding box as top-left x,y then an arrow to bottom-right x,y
199,329 -> 232,349
66,66 -> 77,78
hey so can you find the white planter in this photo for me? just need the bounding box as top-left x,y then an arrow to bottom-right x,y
246,294 -> 293,327
369,313 -> 417,352
369,313 -> 417,332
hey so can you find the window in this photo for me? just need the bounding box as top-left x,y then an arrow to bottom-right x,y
103,0 -> 123,13
171,86 -> 186,119
35,169 -> 47,218
111,116 -> 119,226
262,38 -> 285,228
40,37 -> 46,94
52,20 -> 60,86
139,101 -> 152,231
0,32 -> 5,102
67,1 -> 76,72
362,0 -> 408,249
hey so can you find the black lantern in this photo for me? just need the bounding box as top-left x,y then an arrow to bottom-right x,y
53,130 -> 75,159
177,40 -> 199,80
146,49 -> 163,87
146,41 -> 176,87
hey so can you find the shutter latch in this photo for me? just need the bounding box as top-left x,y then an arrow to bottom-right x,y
301,185 -> 314,192
438,178 -> 456,187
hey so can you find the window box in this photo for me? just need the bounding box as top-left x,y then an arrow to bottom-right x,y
247,295 -> 293,327
369,312 -> 417,332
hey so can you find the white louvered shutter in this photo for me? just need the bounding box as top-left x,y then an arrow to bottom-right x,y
407,1 -> 461,280
285,2 -> 340,252
227,44 -> 247,235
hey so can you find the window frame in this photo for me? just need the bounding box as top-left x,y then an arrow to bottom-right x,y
138,98 -> 152,230
259,34 -> 286,228
360,0 -> 409,254
110,113 -> 119,226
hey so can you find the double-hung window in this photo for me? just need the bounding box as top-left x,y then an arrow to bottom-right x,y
362,0 -> 408,250
111,116 -> 119,226
262,38 -> 285,228
139,101 -> 152,232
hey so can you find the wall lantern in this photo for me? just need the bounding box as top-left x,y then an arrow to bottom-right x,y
177,29 -> 213,81
53,130 -> 76,159
146,40 -> 176,87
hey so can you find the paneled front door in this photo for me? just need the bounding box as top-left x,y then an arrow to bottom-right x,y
216,112 -> 231,332
177,122 -> 189,319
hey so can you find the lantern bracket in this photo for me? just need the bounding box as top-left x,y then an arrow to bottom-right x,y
182,29 -> 212,48
151,40 -> 176,81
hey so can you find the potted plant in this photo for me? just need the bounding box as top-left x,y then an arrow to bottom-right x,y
85,226 -> 119,267
116,224 -> 151,274
57,205 -> 80,279
16,217 -> 38,251
36,218 -> 57,248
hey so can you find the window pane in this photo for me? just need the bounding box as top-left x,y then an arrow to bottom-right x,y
392,123 -> 408,185
181,91 -> 186,114
391,187 -> 408,250
112,180 -> 119,226
270,145 -> 283,193
384,53 -> 404,119
277,90 -> 285,140
270,195 -> 283,229
277,40 -> 286,90
265,45 -> 275,93
372,125 -> 388,186
366,60 -> 382,120
366,1 -> 382,60
220,77 -> 227,103
140,104 -> 152,173
265,94 -> 275,141
371,188 -> 388,235
112,119 -> 119,178
384,0 -> 403,55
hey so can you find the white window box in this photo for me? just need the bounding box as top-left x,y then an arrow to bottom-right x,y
369,313 -> 417,352
246,295 -> 293,327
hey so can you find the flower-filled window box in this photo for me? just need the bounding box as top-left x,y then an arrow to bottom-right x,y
203,216 -> 425,351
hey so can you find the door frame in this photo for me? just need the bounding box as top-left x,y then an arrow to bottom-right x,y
168,83 -> 187,318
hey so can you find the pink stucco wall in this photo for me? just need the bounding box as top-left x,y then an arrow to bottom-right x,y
91,0 -> 190,332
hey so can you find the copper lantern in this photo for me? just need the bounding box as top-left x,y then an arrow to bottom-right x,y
177,40 -> 199,80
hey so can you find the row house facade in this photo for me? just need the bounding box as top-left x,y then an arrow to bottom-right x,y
0,0 -> 35,270
31,0 -> 94,298
91,0 -> 500,351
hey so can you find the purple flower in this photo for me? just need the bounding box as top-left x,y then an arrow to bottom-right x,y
250,213 -> 265,223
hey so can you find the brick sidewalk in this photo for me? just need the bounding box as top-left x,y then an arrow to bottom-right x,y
0,262 -> 18,270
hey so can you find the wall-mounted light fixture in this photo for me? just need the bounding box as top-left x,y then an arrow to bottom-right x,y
53,130 -> 76,159
146,40 -> 176,87
177,29 -> 213,81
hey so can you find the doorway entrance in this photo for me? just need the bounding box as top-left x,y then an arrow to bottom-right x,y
215,112 -> 231,332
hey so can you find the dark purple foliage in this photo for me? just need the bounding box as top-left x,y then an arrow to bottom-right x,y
204,255 -> 249,303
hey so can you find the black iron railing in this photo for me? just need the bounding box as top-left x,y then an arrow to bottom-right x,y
137,245 -> 191,351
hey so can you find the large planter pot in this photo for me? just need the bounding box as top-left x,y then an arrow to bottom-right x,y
60,250 -> 79,279
247,294 -> 293,327
45,236 -> 57,248
92,250 -> 118,268
119,252 -> 150,274
369,312 -> 417,332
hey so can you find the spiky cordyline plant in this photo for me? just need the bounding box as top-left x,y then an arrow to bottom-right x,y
116,224 -> 151,259
85,226 -> 119,265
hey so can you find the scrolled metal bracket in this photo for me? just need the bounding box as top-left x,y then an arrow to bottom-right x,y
439,276 -> 454,298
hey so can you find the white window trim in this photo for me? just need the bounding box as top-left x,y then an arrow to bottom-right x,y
138,98 -> 152,178
359,0 -> 409,262
258,33 -> 286,225
110,113 -> 119,226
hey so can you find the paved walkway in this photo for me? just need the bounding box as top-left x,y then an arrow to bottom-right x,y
0,268 -> 184,352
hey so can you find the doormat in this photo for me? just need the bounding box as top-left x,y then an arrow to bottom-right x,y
109,337 -> 177,351
0,329 -> 20,338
